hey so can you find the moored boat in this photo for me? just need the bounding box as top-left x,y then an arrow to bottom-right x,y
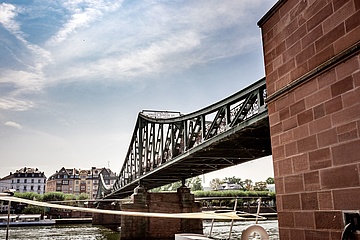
0,214 -> 55,227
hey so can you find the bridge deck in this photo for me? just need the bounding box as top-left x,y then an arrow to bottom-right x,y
108,111 -> 270,198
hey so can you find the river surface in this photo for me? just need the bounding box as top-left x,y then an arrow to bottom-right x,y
0,220 -> 278,239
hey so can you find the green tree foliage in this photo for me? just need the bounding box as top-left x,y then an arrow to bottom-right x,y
22,205 -> 46,214
253,181 -> 267,191
77,193 -> 90,200
193,190 -> 275,199
188,176 -> 203,191
266,177 -> 275,184
14,192 -> 43,201
42,192 -> 66,202
243,179 -> 253,191
64,194 -> 77,201
209,178 -> 222,190
223,176 -> 242,185
150,176 -> 203,192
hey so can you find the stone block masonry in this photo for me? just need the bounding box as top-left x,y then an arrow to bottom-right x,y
120,186 -> 203,240
258,0 -> 360,239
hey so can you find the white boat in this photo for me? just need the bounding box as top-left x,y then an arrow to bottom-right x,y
0,214 -> 55,227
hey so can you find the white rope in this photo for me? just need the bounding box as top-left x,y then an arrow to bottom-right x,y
0,196 -> 248,220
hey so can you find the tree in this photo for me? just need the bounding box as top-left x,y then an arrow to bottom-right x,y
254,181 -> 267,191
188,176 -> 203,191
243,179 -> 253,191
223,176 -> 242,184
266,177 -> 275,184
223,176 -> 243,189
43,192 -> 66,202
150,176 -> 203,192
209,178 -> 222,190
77,193 -> 89,200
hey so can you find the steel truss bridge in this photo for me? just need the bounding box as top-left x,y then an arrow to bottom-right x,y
98,78 -> 271,199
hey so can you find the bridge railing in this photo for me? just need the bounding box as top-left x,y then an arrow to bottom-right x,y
105,78 -> 267,198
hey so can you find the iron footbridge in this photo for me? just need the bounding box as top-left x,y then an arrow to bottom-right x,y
98,78 -> 271,199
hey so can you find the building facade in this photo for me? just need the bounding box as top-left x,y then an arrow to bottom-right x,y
46,167 -> 117,199
258,0 -> 360,238
0,167 -> 46,194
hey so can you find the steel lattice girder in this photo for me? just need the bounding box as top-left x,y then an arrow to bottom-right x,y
101,78 -> 270,199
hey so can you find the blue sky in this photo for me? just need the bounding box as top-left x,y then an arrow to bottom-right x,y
0,0 -> 277,186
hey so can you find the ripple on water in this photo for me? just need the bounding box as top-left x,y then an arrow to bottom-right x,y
0,224 -> 120,240
0,220 -> 278,240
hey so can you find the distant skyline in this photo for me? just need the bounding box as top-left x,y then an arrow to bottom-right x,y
0,0 -> 277,187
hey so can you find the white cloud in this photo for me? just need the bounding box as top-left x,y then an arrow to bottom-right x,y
48,0 -> 123,44
4,121 -> 23,129
0,3 -> 22,34
0,97 -> 34,111
46,0 -> 270,83
0,0 -> 276,111
0,3 -> 52,70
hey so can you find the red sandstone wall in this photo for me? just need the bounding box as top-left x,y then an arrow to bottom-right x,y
121,190 -> 202,240
259,0 -> 360,239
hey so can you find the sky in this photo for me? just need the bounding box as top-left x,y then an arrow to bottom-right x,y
0,0 -> 277,187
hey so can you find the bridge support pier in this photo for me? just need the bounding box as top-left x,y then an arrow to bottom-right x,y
120,186 -> 203,240
92,200 -> 121,231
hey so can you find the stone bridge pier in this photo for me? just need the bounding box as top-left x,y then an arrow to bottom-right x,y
258,0 -> 360,239
93,185 -> 203,240
120,186 -> 203,240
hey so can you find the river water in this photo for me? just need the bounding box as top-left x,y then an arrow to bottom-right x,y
0,220 -> 278,239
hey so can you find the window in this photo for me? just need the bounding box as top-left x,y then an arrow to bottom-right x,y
37,186 -> 41,190
17,179 -> 20,183
24,179 -> 27,183
30,186 -> 34,191
62,180 -> 69,185
38,179 -> 41,183
31,179 -> 34,183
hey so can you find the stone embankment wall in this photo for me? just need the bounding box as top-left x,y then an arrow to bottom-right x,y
258,0 -> 360,238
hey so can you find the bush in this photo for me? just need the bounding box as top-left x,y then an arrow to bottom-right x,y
42,192 -> 66,202
14,192 -> 43,201
193,190 -> 276,208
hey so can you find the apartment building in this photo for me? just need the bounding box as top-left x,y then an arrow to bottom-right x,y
0,167 -> 46,194
46,167 -> 117,199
